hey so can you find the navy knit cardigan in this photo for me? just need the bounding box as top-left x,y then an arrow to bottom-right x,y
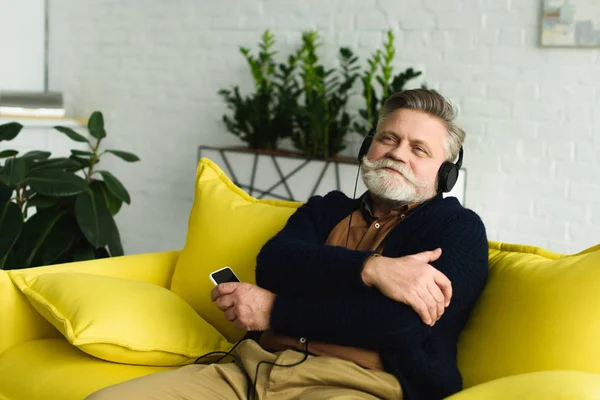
255,190 -> 489,400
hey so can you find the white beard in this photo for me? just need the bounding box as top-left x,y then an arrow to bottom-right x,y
361,157 -> 436,204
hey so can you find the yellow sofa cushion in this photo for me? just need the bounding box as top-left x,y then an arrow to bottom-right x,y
0,338 -> 175,400
445,370 -> 600,400
457,241 -> 600,388
8,271 -> 230,366
169,158 -> 301,343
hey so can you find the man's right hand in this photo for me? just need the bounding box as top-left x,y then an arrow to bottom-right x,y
361,249 -> 452,326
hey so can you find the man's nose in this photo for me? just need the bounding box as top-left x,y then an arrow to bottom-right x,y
386,144 -> 410,163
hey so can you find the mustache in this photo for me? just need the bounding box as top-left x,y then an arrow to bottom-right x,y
362,158 -> 427,188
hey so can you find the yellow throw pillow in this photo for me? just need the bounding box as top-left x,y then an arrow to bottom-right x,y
169,158 -> 301,343
457,241 -> 600,388
8,271 -> 231,366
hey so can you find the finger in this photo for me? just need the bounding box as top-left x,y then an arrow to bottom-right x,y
433,271 -> 453,307
224,308 -> 237,322
410,293 -> 433,326
210,286 -> 220,302
414,248 -> 442,263
428,248 -> 442,262
215,294 -> 235,311
427,281 -> 445,321
417,288 -> 438,325
210,282 -> 239,302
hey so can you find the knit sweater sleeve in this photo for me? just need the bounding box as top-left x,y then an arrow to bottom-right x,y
255,192 -> 376,295
269,209 -> 489,350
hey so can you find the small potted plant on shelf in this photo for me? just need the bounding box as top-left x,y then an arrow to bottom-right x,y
354,30 -> 424,136
0,111 -> 140,270
218,30 -> 300,152
290,30 -> 359,160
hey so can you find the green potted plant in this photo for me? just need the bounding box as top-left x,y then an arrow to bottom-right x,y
218,30 -> 301,151
291,30 -> 360,159
354,30 -> 424,136
0,111 -> 140,270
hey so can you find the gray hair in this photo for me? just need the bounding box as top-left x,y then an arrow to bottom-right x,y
376,89 -> 465,162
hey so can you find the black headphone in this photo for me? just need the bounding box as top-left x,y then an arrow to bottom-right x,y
358,128 -> 464,193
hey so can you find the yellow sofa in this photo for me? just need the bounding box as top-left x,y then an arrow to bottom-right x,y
2,159 -> 600,400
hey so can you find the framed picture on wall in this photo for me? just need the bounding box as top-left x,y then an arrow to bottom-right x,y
541,0 -> 600,47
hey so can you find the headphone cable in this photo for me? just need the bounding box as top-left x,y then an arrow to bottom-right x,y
194,335 -> 311,400
248,337 -> 310,400
345,161 -> 362,248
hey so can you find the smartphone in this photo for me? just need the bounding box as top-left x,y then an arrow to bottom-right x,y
210,266 -> 241,285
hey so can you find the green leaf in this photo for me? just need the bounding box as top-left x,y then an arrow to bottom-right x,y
106,215 -> 124,257
1,249 -> 15,270
0,183 -> 13,203
88,111 -> 106,139
74,188 -> 113,248
1,157 -> 27,185
0,122 -> 23,142
91,180 -> 122,216
68,155 -> 93,168
0,200 -> 23,260
14,209 -> 65,267
98,170 -> 130,204
26,195 -> 59,209
73,244 -> 96,262
71,149 -> 94,157
54,126 -> 90,143
29,157 -> 81,172
38,215 -> 77,265
0,150 -> 18,158
27,170 -> 87,197
21,151 -> 51,162
105,150 -> 140,162
94,247 -> 110,259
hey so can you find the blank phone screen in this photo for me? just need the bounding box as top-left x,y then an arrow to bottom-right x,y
211,268 -> 240,284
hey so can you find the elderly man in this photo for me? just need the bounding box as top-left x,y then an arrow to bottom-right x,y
87,89 -> 488,400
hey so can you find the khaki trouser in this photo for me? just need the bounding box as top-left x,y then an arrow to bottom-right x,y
86,340 -> 403,400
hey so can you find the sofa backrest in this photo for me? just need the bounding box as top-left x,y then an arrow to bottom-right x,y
456,241 -> 600,388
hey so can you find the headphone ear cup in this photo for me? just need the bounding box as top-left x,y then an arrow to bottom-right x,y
358,135 -> 373,163
437,162 -> 459,193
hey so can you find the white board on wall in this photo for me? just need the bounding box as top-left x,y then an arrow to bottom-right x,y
0,0 -> 46,91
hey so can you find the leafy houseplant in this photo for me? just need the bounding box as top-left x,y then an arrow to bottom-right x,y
218,29 -> 425,158
291,31 -> 360,159
219,30 -> 301,151
0,112 -> 140,270
353,30 -> 424,136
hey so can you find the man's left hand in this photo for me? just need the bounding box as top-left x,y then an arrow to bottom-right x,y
210,282 -> 276,331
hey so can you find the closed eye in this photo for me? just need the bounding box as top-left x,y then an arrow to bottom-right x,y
414,146 -> 430,156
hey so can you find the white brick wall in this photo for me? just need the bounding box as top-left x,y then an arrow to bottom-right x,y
45,0 -> 600,255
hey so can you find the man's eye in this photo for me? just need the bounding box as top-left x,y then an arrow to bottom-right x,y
382,136 -> 394,143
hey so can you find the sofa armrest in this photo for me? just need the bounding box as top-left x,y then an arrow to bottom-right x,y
444,370 -> 600,399
0,250 -> 180,356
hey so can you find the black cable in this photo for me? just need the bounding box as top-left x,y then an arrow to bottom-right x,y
247,337 -> 310,400
194,337 -> 255,397
193,336 -> 250,365
345,162 -> 362,248
194,336 -> 311,400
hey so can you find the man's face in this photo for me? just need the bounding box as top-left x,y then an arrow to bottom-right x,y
361,108 -> 448,204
